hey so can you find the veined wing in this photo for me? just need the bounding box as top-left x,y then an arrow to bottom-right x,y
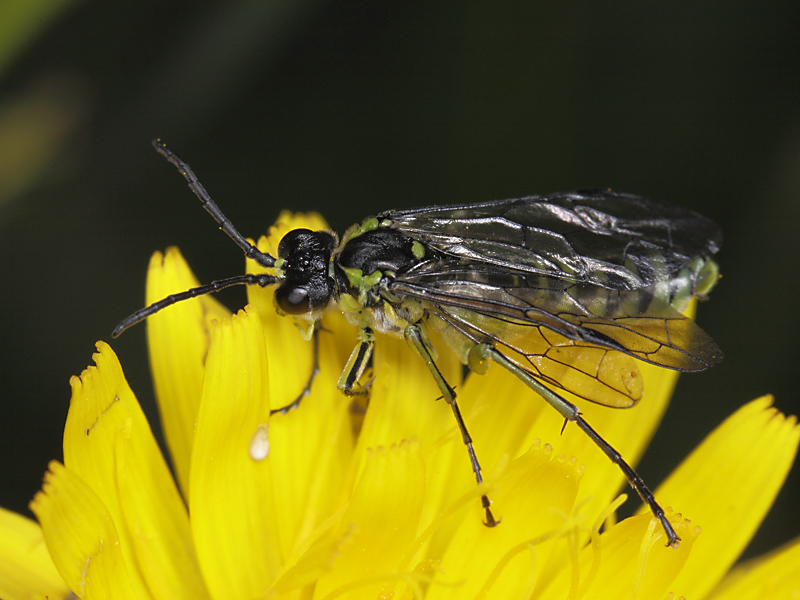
381,190 -> 722,292
382,190 -> 721,406
390,268 -> 721,406
391,265 -> 721,370
432,300 -> 646,408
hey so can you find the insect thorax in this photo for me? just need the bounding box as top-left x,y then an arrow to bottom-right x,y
333,226 -> 429,335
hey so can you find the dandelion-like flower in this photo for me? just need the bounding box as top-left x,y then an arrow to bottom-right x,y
1,212 -> 798,600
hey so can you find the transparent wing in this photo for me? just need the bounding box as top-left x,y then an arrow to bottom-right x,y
434,302 -> 646,408
390,269 -> 721,407
381,190 -> 722,292
383,190 -> 721,406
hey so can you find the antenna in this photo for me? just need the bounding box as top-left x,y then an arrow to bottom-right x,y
152,139 -> 276,268
112,140 -> 280,336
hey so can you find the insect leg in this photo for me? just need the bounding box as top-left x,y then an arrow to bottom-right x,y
477,343 -> 680,547
337,327 -> 375,396
112,273 -> 277,337
270,327 -> 321,415
405,324 -> 500,527
152,139 -> 275,268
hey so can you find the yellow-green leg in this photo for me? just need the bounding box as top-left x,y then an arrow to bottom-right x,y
405,323 -> 500,527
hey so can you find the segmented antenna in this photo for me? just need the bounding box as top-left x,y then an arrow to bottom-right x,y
113,141 -> 281,337
152,139 -> 276,268
112,273 -> 277,337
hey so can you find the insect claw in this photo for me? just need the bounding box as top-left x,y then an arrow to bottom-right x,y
481,494 -> 501,527
341,381 -> 372,397
560,418 -> 569,435
483,515 -> 501,527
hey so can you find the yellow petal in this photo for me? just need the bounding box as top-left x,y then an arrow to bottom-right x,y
344,332 -> 463,536
440,305 -> 694,554
0,506 -> 70,600
539,304 -> 699,528
64,341 -> 209,599
313,440 -> 427,600
244,212 -> 357,561
415,363 -> 532,561
189,306 -> 282,598
652,396 -> 800,598
428,442 -> 583,600
708,535 -> 800,600
558,357 -> 678,535
260,328 -> 354,565
188,300 -> 352,597
431,321 -> 680,584
455,355 -> 545,471
30,461 -> 149,600
145,247 -> 231,496
537,510 -> 699,600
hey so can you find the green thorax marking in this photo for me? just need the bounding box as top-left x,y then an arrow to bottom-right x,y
339,217 -> 380,247
340,266 -> 384,307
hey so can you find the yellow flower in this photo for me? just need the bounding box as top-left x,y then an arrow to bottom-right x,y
1,211 -> 798,599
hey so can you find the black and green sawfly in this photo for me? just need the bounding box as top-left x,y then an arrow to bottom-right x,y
115,139 -> 722,548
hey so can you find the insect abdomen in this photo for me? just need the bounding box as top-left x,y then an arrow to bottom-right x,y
667,256 -> 720,312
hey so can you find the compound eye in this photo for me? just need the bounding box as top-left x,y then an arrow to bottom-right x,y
275,284 -> 310,315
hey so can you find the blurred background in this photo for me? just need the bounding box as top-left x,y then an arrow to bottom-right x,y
1,0 -> 798,560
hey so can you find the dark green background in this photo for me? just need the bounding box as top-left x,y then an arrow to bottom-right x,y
1,1 -> 798,561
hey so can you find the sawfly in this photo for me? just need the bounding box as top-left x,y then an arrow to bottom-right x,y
115,140 -> 722,547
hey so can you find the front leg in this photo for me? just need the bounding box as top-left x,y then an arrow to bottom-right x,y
337,327 -> 375,396
270,328 -> 321,415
